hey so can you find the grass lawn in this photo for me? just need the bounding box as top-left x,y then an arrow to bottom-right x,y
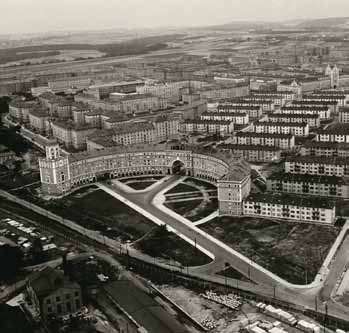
183,178 -> 217,191
126,181 -> 156,190
200,216 -> 339,284
216,266 -> 251,282
119,176 -> 163,183
134,225 -> 212,267
14,188 -> 157,242
166,183 -> 197,194
0,171 -> 40,191
164,198 -> 218,222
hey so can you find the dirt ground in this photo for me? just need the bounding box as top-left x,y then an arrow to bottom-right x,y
159,284 -> 261,333
158,285 -> 325,333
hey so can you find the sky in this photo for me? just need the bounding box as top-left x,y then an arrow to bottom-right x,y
1,0 -> 349,35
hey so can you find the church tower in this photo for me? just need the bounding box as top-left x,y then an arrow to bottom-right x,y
39,141 -> 71,196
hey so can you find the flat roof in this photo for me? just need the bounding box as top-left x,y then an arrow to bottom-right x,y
245,192 -> 335,209
286,155 -> 349,165
270,113 -> 319,119
235,132 -> 293,139
218,143 -> 280,151
268,172 -> 347,185
255,121 -> 308,127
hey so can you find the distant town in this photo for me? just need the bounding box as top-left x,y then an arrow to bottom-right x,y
1,16 -> 349,333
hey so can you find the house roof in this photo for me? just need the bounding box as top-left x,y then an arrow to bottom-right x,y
29,267 -> 79,299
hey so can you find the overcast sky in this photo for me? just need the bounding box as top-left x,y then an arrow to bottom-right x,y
1,0 -> 349,34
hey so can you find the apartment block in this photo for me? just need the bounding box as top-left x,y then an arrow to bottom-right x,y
243,193 -> 336,224
254,121 -> 309,137
232,132 -> 295,149
267,172 -> 349,198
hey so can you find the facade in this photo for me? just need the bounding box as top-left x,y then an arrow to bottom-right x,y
291,100 -> 338,114
249,92 -> 295,106
86,80 -> 144,100
116,94 -> 167,115
136,80 -> 208,103
9,100 -> 38,123
325,64 -> 340,88
266,113 -> 320,128
300,141 -> 349,157
316,125 -> 349,143
51,121 -> 97,150
218,144 -> 281,163
28,108 -> 51,134
48,77 -> 91,93
39,143 -> 251,217
267,172 -> 349,198
339,106 -> 349,123
279,106 -> 331,119
217,104 -> 262,119
231,132 -> 295,150
302,95 -> 346,107
243,193 -> 336,224
180,119 -> 234,135
285,156 -> 349,176
228,98 -> 275,113
111,122 -> 156,146
26,267 -> 82,320
253,121 -> 309,137
200,111 -> 249,125
197,83 -> 250,101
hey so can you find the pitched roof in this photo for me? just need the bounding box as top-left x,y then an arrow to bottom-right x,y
29,267 -> 79,299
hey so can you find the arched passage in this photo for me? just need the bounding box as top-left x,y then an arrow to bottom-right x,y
172,160 -> 186,175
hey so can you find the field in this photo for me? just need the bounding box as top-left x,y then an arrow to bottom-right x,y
134,225 -> 212,267
200,216 -> 339,284
0,34 -> 182,67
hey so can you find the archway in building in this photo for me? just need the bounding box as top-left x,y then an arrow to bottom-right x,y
172,160 -> 186,175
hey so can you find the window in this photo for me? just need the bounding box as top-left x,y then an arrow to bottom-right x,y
75,300 -> 80,309
46,299 -> 51,304
66,302 -> 72,312
56,296 -> 61,302
57,304 -> 62,315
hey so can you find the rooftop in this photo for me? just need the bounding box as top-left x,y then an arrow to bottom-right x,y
29,267 -> 80,299
255,121 -> 308,128
235,132 -> 294,139
292,100 -> 337,106
281,106 -> 329,111
218,105 -> 260,110
269,113 -> 319,119
245,192 -> 335,210
286,155 -> 349,165
268,172 -> 347,185
218,143 -> 280,151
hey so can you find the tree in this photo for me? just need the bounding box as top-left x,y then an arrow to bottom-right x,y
29,238 -> 45,264
0,245 -> 23,281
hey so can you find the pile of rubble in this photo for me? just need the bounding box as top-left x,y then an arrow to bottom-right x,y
201,290 -> 242,310
201,317 -> 218,330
